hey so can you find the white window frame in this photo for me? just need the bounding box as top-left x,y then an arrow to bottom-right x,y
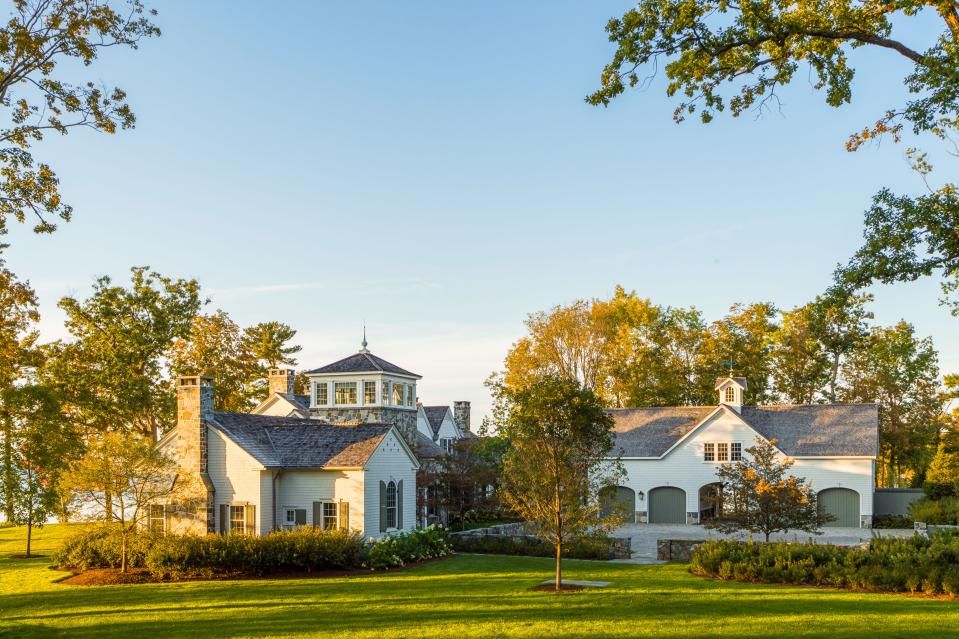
724,386 -> 736,403
717,442 -> 729,462
314,382 -> 329,406
230,505 -> 247,535
335,381 -> 357,405
392,382 -> 404,406
406,384 -> 414,407
731,442 -> 742,461
382,381 -> 390,405
703,442 -> 715,462
149,504 -> 165,534
321,501 -> 339,530
364,381 -> 377,405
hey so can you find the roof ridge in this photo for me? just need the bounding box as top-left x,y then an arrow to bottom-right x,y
361,351 -> 384,371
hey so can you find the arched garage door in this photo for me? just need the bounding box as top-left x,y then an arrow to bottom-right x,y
648,487 -> 686,524
600,486 -> 636,524
818,488 -> 860,527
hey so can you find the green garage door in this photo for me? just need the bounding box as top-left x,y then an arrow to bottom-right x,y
818,488 -> 860,527
600,486 -> 636,523
648,487 -> 686,524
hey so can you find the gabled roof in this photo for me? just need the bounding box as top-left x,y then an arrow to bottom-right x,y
305,351 -> 420,378
609,403 -> 878,458
422,406 -> 450,437
609,406 -> 717,457
715,376 -> 748,390
414,431 -> 447,459
210,412 -> 393,468
739,404 -> 878,457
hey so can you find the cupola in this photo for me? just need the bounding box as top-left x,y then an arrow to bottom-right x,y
715,376 -> 747,412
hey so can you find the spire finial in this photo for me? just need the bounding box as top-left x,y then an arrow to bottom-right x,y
360,322 -> 369,353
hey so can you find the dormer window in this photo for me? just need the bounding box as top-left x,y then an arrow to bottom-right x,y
724,386 -> 736,403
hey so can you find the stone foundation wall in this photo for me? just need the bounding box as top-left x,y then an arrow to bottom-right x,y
657,539 -> 705,561
310,406 -> 418,446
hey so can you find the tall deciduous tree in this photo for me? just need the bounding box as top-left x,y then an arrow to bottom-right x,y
170,311 -> 259,413
496,376 -> 623,591
55,266 -> 203,440
770,304 -> 832,404
808,291 -> 873,403
588,1 -> 959,312
0,0 -> 159,241
63,431 -> 178,572
0,260 -> 39,520
707,438 -> 832,542
840,321 -> 941,487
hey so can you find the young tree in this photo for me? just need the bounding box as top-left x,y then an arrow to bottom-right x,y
588,1 -> 959,312
0,0 -> 159,241
63,431 -> 178,572
4,383 -> 77,557
840,322 -> 941,486
496,376 -> 623,591
55,266 -> 203,440
707,438 -> 832,542
243,321 -> 302,368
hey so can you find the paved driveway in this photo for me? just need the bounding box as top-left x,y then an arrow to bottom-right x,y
616,523 -> 916,559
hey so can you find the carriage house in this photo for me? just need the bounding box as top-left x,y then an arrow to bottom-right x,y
607,376 -> 879,528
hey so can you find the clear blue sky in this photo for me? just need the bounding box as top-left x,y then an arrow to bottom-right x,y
7,2 -> 954,423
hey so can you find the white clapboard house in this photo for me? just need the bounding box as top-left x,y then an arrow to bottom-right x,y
606,376 -> 879,528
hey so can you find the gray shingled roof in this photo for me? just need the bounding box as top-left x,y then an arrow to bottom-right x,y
276,393 -> 311,411
609,404 -> 878,458
305,351 -> 419,377
414,431 -> 447,459
609,406 -> 717,457
422,406 -> 449,437
210,412 -> 391,468
740,404 -> 878,457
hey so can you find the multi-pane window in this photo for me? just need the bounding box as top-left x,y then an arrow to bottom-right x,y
149,504 -> 165,534
703,443 -> 715,462
335,382 -> 357,405
440,438 -> 453,454
724,386 -> 736,403
717,443 -> 729,462
382,381 -> 390,405
386,481 -> 397,529
364,381 -> 377,405
315,383 -> 329,406
230,505 -> 246,535
731,442 -> 742,461
406,385 -> 414,407
322,502 -> 338,530
392,382 -> 404,406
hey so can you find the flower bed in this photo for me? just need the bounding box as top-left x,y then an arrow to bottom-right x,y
690,529 -> 959,596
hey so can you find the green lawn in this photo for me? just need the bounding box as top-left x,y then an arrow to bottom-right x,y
1,525 -> 958,638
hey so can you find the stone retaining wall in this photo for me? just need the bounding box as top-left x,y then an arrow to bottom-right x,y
657,539 -> 705,561
450,523 -> 632,559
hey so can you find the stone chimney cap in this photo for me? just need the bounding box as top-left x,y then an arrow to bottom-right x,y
178,375 -> 214,387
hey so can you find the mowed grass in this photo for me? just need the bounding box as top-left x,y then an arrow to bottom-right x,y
1,526 -> 958,638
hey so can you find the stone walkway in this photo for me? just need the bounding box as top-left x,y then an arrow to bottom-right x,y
615,524 -> 915,560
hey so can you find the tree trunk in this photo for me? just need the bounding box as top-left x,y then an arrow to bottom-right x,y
105,490 -> 113,522
2,416 -> 14,522
25,516 -> 32,558
121,530 -> 127,573
764,531 -> 770,543
555,541 -> 562,592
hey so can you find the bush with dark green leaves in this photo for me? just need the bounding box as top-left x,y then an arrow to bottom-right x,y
909,496 -> 959,525
363,525 -> 454,570
52,526 -> 160,571
690,529 -> 959,596
872,514 -> 914,529
448,532 -> 613,560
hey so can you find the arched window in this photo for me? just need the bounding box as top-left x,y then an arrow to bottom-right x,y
386,481 -> 397,529
724,386 -> 736,403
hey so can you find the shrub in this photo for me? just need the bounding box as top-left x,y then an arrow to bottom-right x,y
364,525 -> 453,570
689,529 -> 959,597
53,526 -> 159,571
448,532 -> 614,560
872,514 -> 913,529
909,496 -> 959,525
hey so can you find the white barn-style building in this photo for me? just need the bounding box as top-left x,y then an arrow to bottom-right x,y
608,376 -> 879,528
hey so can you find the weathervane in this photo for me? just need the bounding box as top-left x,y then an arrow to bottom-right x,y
360,322 -> 369,353
721,360 -> 737,377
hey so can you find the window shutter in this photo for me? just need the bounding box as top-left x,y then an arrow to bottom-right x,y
312,501 -> 323,529
338,501 -> 349,530
220,504 -> 228,534
379,480 -> 387,533
245,504 -> 256,536
163,505 -> 171,536
397,480 -> 404,530
295,508 -> 307,526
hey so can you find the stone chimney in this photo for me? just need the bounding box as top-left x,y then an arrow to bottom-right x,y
268,368 -> 295,395
175,376 -> 215,534
453,401 -> 471,433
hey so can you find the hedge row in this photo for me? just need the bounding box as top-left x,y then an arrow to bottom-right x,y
448,533 -> 613,560
909,496 -> 959,525
53,525 -> 453,578
690,529 -> 959,596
